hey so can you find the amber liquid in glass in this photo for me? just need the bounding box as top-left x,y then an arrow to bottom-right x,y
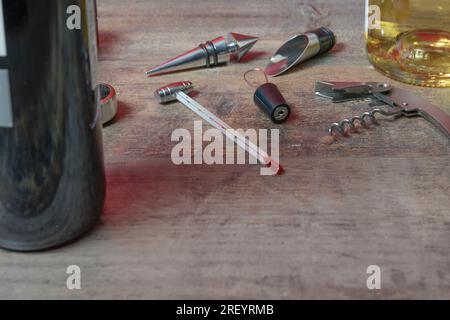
366,0 -> 450,87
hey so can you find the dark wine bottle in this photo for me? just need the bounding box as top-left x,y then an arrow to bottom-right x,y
0,0 -> 105,251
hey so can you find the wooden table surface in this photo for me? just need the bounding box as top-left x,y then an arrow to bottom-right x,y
1,0 -> 449,299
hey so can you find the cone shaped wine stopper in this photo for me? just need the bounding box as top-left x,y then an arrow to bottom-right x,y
145,33 -> 258,77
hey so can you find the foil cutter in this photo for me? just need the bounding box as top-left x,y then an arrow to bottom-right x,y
99,83 -> 118,125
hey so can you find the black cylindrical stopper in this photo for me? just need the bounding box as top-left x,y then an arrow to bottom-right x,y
254,83 -> 290,124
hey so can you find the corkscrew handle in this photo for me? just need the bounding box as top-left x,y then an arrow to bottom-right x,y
417,105 -> 450,138
375,88 -> 450,138
317,80 -> 450,139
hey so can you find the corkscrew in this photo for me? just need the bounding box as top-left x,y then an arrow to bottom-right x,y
315,81 -> 450,138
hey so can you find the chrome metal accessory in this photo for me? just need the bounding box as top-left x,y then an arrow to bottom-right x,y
146,33 -> 259,77
99,83 -> 118,125
155,81 -> 282,174
266,27 -> 336,77
315,80 -> 450,138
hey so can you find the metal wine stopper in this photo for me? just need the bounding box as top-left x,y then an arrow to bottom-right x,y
146,33 -> 259,77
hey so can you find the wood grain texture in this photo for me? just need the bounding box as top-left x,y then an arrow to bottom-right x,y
0,0 -> 449,299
